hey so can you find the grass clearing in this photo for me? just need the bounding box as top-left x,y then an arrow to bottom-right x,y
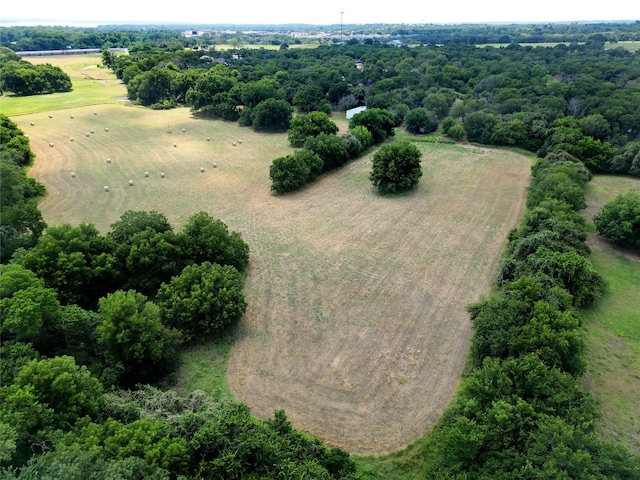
0,54 -> 126,116
580,174 -> 640,454
12,54 -> 532,455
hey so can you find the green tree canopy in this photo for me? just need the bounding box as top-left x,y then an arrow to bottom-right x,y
370,141 -> 423,195
404,107 -> 439,135
14,356 -> 103,430
0,263 -> 60,346
349,108 -> 395,144
157,262 -> 247,341
269,149 -> 323,194
594,190 -> 640,248
250,98 -> 293,131
97,290 -> 181,385
178,211 -> 249,271
287,111 -> 339,147
13,223 -> 118,308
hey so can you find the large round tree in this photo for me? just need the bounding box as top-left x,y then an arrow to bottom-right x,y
370,141 -> 423,195
594,190 -> 640,247
158,262 -> 247,342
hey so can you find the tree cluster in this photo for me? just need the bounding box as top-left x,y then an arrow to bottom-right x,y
0,49 -> 71,96
2,210 -> 249,387
269,108 -> 393,193
0,115 -> 46,262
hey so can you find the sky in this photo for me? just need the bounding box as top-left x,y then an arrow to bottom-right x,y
1,0 -> 638,26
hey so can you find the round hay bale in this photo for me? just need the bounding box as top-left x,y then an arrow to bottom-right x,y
93,112 -> 98,115
206,136 -> 211,141
106,158 -> 112,163
128,180 -> 134,186
232,141 -> 236,146
104,128 -> 109,132
160,172 -> 166,178
49,142 -> 54,147
70,137 -> 74,142
90,129 -> 94,134
238,139 -> 242,144
70,115 -> 75,119
30,122 -> 35,126
212,162 -> 217,168
104,186 -> 109,192
173,143 -> 177,147
85,132 -> 90,137
182,128 -> 186,132
144,171 -> 149,177
48,114 -> 53,119
200,167 -> 205,173
70,172 -> 76,178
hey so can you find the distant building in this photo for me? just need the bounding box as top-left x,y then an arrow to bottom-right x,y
346,106 -> 367,119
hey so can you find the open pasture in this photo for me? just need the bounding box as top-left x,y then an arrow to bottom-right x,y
14,54 -> 532,454
19,105 -> 292,230
21,103 -> 533,453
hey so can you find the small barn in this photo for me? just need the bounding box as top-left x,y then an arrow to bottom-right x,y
346,106 -> 367,120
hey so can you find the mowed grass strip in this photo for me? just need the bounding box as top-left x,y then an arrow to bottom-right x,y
581,175 -> 640,455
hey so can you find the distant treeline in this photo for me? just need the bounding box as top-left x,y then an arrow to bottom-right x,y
2,22 -> 640,52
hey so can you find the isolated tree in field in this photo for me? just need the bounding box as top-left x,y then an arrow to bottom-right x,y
370,141 -> 423,195
287,111 -> 338,147
157,262 -> 247,342
593,190 -> 640,247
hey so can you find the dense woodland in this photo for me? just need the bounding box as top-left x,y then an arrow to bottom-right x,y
1,22 -> 640,478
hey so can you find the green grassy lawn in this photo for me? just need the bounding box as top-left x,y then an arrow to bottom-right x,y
174,334 -> 235,399
580,174 -> 640,455
582,249 -> 640,454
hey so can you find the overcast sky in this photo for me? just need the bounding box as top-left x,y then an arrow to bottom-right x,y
1,0 -> 638,26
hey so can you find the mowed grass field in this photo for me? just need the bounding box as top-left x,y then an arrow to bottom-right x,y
581,175 -> 640,454
10,55 -> 533,454
0,54 -> 125,116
